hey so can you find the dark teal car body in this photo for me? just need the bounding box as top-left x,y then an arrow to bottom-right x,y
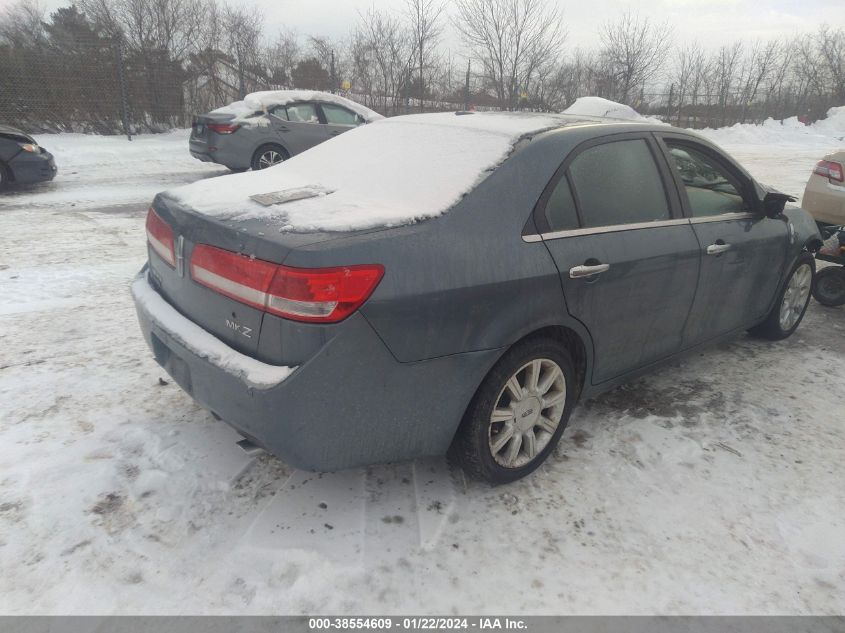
133,114 -> 821,481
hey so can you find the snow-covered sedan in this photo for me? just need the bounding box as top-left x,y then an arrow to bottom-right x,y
135,111 -> 821,484
189,90 -> 383,172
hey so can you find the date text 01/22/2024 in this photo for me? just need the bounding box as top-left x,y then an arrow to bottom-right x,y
308,618 -> 528,630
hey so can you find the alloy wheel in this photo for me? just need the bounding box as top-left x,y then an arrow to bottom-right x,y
257,150 -> 284,169
488,358 -> 566,469
779,263 -> 812,330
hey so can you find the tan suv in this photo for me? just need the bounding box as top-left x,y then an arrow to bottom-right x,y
803,151 -> 845,226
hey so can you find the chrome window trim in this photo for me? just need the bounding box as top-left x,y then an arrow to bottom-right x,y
688,212 -> 756,224
522,212 -> 759,242
523,217 -> 691,242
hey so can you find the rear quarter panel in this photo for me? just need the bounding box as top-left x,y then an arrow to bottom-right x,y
282,124 -> 636,366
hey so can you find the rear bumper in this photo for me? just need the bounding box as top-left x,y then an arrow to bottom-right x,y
10,149 -> 57,184
189,138 -> 248,170
131,267 -> 498,470
189,149 -> 215,163
803,179 -> 845,226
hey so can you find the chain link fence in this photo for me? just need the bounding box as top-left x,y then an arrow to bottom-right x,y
0,33 -> 271,136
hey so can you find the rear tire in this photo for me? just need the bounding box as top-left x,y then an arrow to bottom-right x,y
250,144 -> 288,170
449,337 -> 577,485
812,266 -> 845,307
0,162 -> 8,190
749,253 -> 815,340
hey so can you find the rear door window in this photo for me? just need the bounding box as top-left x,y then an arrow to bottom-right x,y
544,174 -> 580,232
268,105 -> 288,120
664,142 -> 748,216
286,103 -> 319,123
569,139 -> 670,228
321,104 -> 361,126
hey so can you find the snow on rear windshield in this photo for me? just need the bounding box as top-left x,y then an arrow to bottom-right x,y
165,112 -> 571,233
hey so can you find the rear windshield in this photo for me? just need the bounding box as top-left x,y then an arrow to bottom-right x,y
168,112 -> 568,233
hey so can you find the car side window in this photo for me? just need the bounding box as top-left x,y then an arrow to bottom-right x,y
664,142 -> 748,216
268,105 -> 288,120
322,104 -> 361,126
568,139 -> 670,228
544,174 -> 580,232
286,103 -> 319,123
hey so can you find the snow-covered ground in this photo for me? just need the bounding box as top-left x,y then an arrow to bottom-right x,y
700,112 -> 845,206
0,116 -> 844,615
1,130 -> 227,209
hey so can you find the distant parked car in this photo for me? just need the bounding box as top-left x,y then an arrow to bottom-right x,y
189,90 -> 384,171
802,151 -> 845,228
0,125 -> 57,190
136,112 -> 821,484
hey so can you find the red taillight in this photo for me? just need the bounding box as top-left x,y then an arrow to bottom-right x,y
814,160 -> 844,183
207,122 -> 240,134
265,264 -> 385,322
190,244 -> 384,323
145,207 -> 175,266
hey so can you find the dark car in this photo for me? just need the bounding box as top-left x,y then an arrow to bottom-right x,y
132,112 -> 821,484
189,90 -> 383,171
0,125 -> 57,189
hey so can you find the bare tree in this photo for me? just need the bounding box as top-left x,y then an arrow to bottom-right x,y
454,0 -> 565,110
265,28 -> 300,87
0,0 -> 47,47
223,4 -> 264,98
713,42 -> 742,126
404,0 -> 444,111
599,10 -> 671,106
352,8 -> 411,114
736,40 -> 779,122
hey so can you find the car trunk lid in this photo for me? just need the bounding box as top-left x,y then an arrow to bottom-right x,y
145,193 -> 379,364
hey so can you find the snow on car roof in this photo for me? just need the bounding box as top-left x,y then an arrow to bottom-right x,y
211,90 -> 384,123
562,96 -> 668,125
165,111 -> 589,232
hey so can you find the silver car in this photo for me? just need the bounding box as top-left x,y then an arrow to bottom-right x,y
189,90 -> 384,171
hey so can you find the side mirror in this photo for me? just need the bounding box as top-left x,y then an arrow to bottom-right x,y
760,191 -> 796,219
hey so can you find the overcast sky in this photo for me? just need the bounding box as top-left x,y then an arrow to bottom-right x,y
251,0 -> 842,50
15,0 -> 845,54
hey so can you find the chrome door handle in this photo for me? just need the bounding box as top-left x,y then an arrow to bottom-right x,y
706,243 -> 731,255
569,263 -> 610,278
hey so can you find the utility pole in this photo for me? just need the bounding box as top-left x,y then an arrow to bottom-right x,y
405,60 -> 411,115
330,49 -> 336,93
114,36 -> 131,140
667,83 -> 674,125
464,60 -> 470,111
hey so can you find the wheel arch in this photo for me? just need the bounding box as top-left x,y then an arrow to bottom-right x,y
250,141 -> 290,167
511,325 -> 590,402
804,236 -> 823,253
449,321 -> 593,448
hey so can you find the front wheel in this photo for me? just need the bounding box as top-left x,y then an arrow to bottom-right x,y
449,337 -> 577,485
0,162 -> 8,191
812,266 -> 845,307
749,253 -> 814,340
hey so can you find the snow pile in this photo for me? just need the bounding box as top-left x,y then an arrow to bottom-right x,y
211,90 -> 384,123
131,273 -> 295,388
700,105 -> 845,146
813,105 -> 845,138
165,112 -> 569,232
563,96 -> 667,125
697,105 -> 845,201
